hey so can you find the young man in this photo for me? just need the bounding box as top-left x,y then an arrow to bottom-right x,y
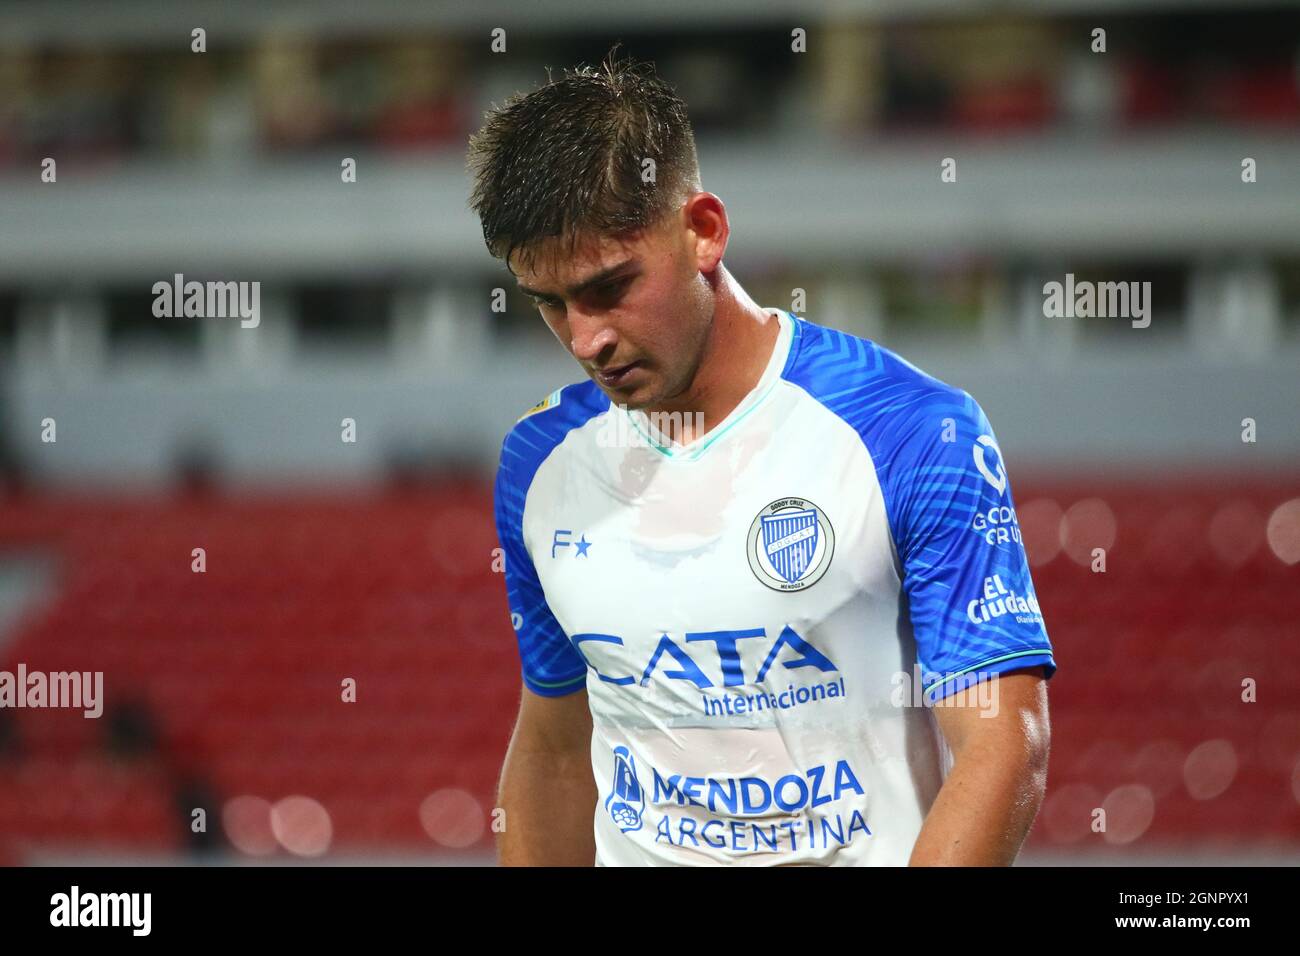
468,51 -> 1056,866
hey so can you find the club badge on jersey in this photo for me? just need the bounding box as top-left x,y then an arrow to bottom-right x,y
746,497 -> 835,592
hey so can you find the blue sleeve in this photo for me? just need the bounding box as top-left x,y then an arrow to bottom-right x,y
881,391 -> 1057,704
493,433 -> 588,698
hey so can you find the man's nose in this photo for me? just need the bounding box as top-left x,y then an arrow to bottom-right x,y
568,310 -> 617,363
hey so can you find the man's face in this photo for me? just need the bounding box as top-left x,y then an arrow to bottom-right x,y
509,212 -> 713,412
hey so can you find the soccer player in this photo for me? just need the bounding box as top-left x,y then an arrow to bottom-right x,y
468,50 -> 1056,866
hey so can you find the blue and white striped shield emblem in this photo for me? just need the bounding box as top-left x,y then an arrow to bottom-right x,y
761,508 -> 819,583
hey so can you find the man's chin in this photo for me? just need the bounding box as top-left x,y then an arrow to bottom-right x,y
593,374 -> 656,410
604,388 -> 653,412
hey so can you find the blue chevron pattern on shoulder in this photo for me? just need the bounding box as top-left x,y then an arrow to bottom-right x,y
494,379 -> 611,697
781,317 -> 986,557
499,379 -> 611,498
782,315 -> 1056,702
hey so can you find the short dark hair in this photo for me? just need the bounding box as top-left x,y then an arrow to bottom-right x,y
466,45 -> 701,276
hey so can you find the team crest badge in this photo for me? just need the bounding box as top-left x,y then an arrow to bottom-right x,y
747,497 -> 835,591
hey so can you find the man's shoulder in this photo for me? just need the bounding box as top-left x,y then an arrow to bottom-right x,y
782,315 -> 981,437
497,378 -> 610,481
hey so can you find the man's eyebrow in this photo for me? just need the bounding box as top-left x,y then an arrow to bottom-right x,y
517,259 -> 638,299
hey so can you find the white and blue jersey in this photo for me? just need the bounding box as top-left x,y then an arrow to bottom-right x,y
493,308 -> 1057,866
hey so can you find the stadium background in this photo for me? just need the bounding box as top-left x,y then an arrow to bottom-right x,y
0,0 -> 1298,865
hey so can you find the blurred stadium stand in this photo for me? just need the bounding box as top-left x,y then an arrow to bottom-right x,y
0,0 -> 1297,864
0,480 -> 1297,862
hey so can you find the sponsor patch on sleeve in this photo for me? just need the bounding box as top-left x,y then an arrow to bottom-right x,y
516,388 -> 563,423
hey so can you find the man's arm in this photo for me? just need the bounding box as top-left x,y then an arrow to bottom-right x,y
497,683 -> 597,866
909,667 -> 1051,866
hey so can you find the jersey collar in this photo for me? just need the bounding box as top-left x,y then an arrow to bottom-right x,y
620,307 -> 795,462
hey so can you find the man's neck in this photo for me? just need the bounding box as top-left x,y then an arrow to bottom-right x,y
643,292 -> 782,447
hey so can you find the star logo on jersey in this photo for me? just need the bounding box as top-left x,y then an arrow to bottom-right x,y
551,530 -> 593,558
747,497 -> 835,591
